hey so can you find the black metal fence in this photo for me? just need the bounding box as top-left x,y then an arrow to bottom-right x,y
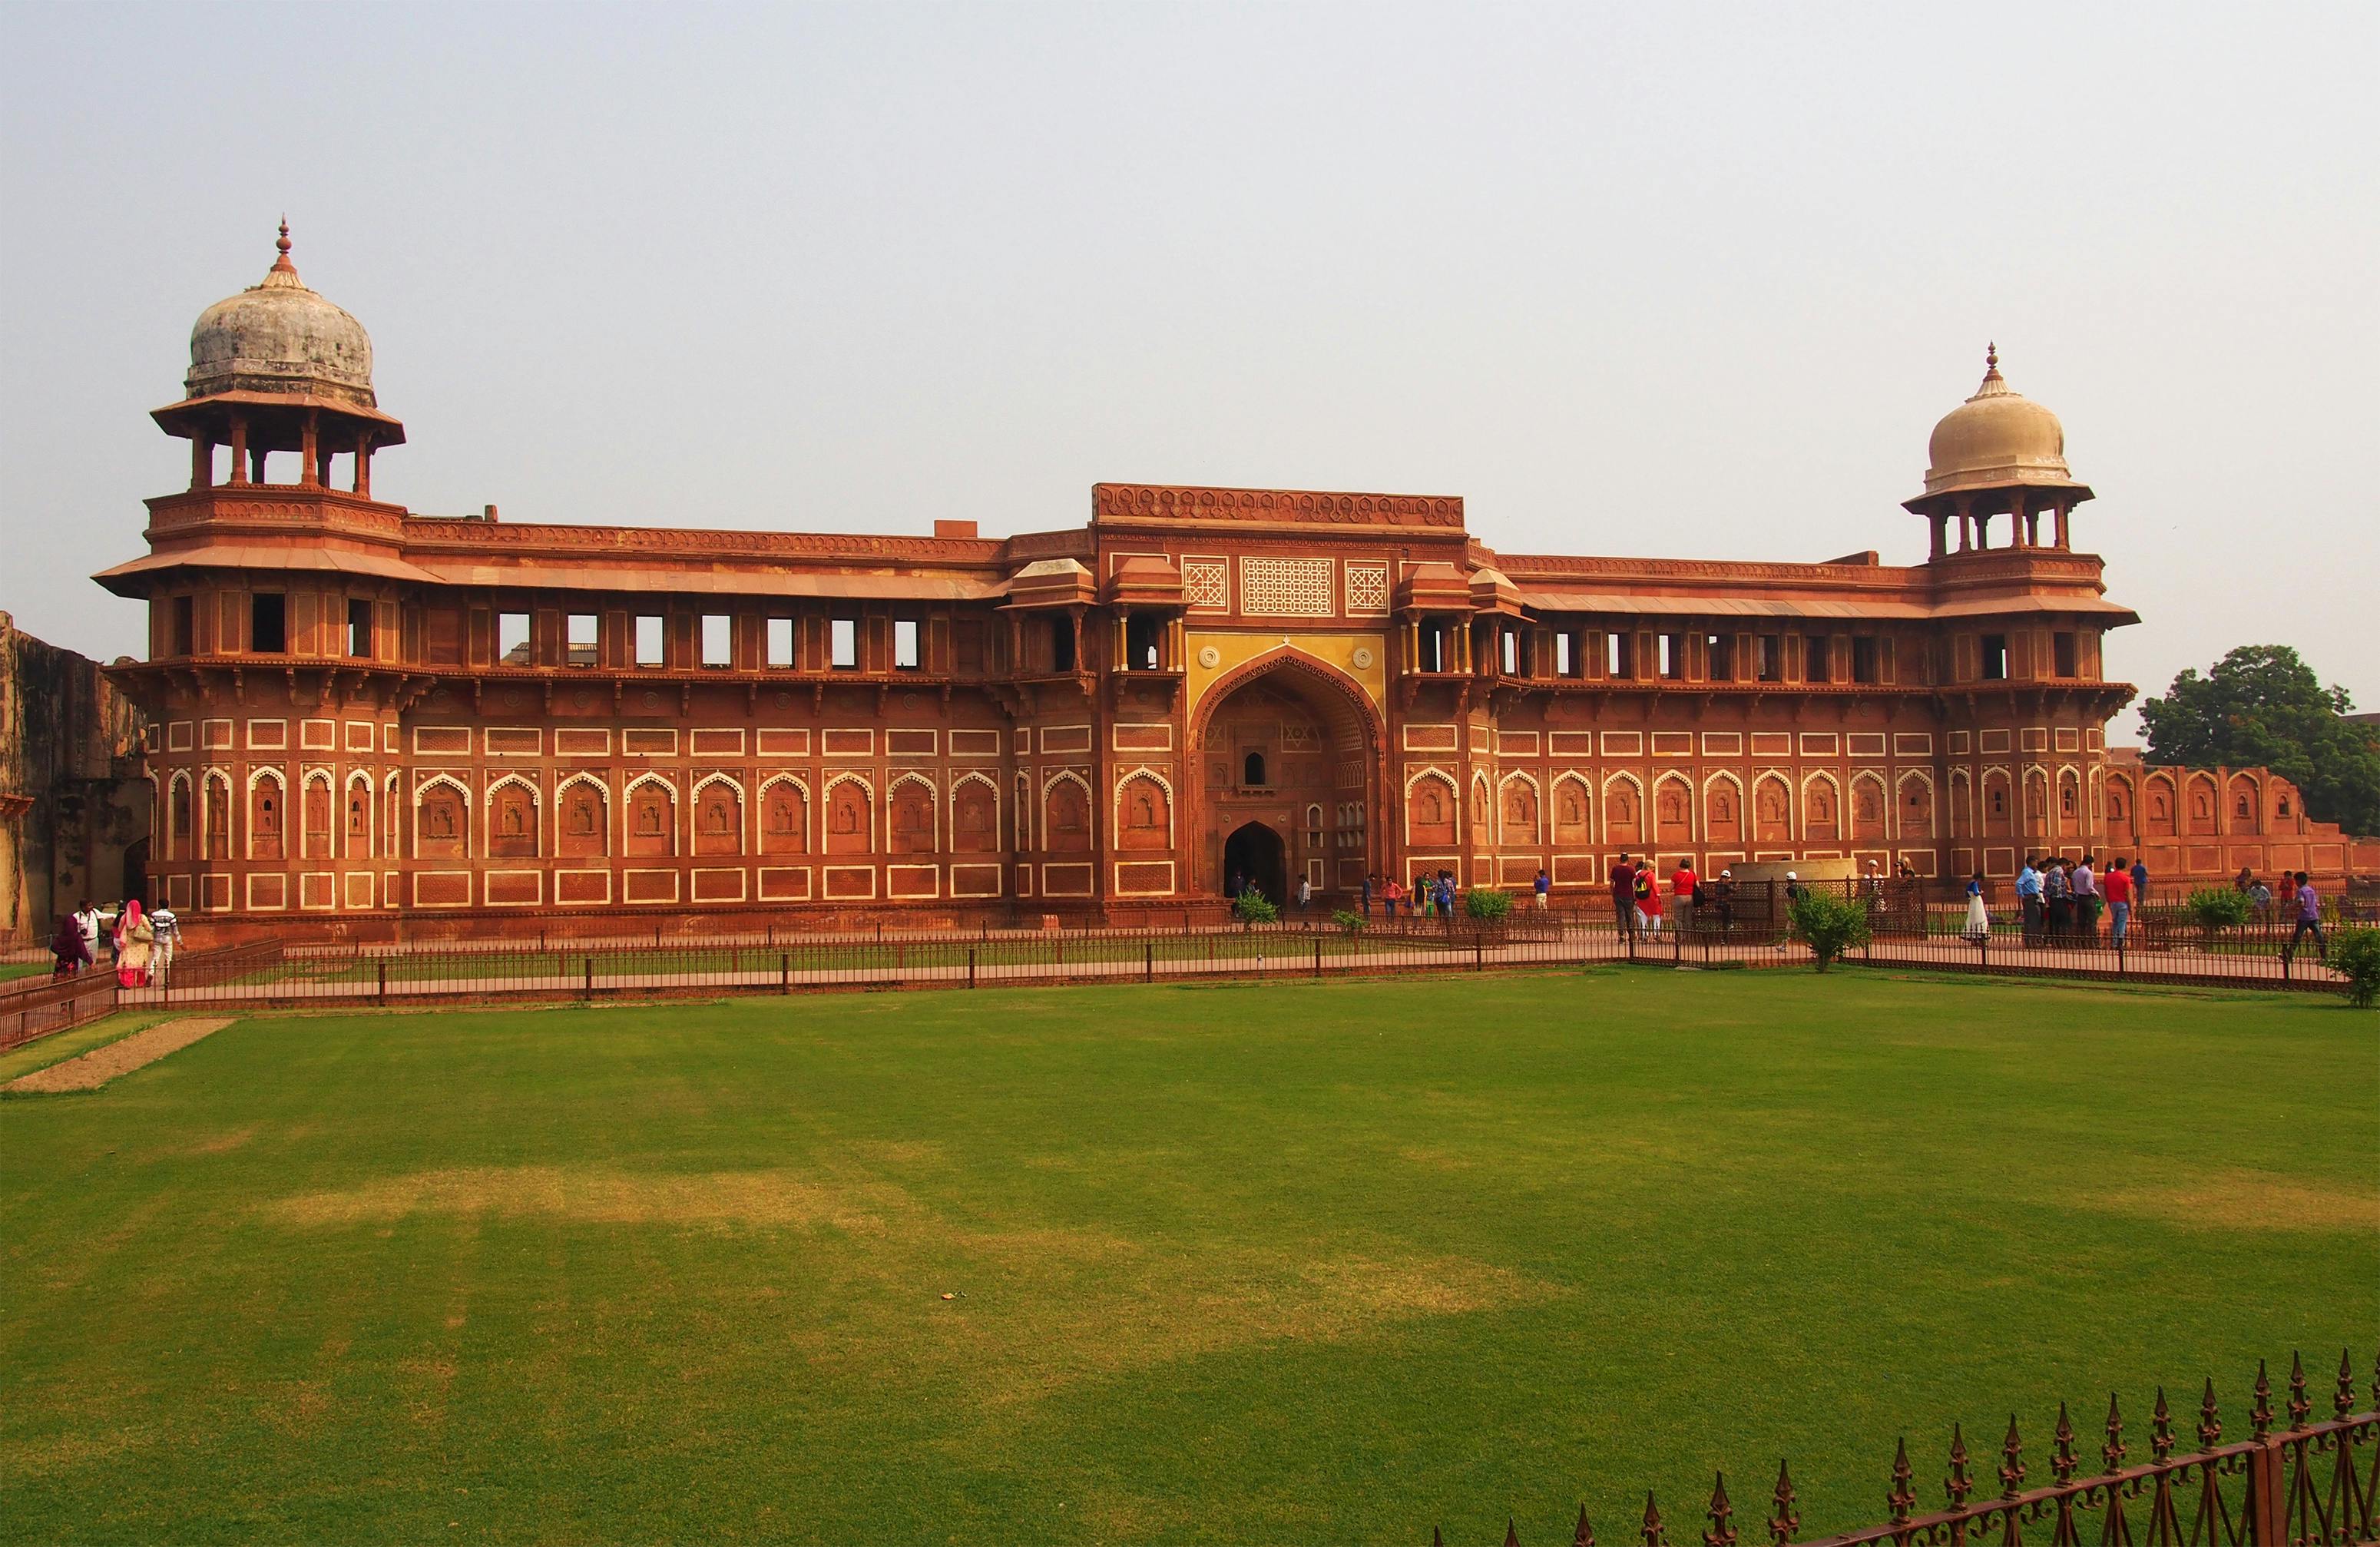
1421,1350 -> 2377,1547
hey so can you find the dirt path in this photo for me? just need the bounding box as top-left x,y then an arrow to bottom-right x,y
4,1017 -> 236,1093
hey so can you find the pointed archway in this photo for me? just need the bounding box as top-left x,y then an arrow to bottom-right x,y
1223,820 -> 1286,904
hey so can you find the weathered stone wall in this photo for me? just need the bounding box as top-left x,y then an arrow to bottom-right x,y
0,613 -> 151,942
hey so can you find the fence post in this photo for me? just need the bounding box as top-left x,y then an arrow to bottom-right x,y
2246,1437 -> 2286,1546
968,947 -> 976,989
1474,934 -> 1484,972
376,959 -> 388,1008
780,952 -> 789,993
1144,940 -> 1153,983
1313,936 -> 1322,979
584,955 -> 594,999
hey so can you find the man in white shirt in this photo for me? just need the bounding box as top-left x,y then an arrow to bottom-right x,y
73,900 -> 102,974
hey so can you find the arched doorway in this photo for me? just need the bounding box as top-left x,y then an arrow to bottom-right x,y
1193,653 -> 1379,901
1223,821 -> 1286,903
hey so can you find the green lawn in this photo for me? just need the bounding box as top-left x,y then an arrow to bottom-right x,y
1,972 -> 2371,1545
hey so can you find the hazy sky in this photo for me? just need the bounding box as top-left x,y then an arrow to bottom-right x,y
5,2 -> 2373,735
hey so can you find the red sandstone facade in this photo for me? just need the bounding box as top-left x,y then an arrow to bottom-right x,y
93,235 -> 2375,937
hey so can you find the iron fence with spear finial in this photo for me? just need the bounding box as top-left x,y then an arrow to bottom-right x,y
1418,1350 -> 2378,1547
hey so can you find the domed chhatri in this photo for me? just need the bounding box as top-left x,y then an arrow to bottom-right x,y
1920,344 -> 2079,499
1902,345 -> 2094,558
186,220 -> 377,410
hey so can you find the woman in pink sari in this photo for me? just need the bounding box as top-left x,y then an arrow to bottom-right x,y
115,899 -> 154,988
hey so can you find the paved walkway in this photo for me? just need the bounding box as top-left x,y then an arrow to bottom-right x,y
121,924 -> 2346,1009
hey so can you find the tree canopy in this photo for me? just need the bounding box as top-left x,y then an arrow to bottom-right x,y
2140,645 -> 2380,836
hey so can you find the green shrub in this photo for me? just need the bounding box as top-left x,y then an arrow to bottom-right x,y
1463,888 -> 1513,923
1233,891 -> 1279,925
1331,908 -> 1365,936
2184,886 -> 2252,942
2331,926 -> 2380,1009
1786,888 -> 1872,971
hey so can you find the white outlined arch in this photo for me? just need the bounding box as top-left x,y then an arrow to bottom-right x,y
887,770 -> 940,853
624,770 -> 682,849
1652,770 -> 1696,846
2021,763 -> 2052,840
246,766 -> 287,860
382,769 -> 399,856
555,770 -> 612,850
1600,770 -> 1645,846
1403,767 -> 1459,845
1848,768 -> 1889,843
411,772 -> 470,860
1496,769 -> 1542,846
1750,770 -> 1796,843
344,769 -> 376,861
1799,770 -> 1843,841
1549,770 -> 1594,843
1469,770 -> 1491,837
300,768 -> 335,860
690,771 -> 749,856
1948,766 -> 1974,840
1700,770 -> 1746,843
947,770 -> 1001,854
485,773 -> 543,859
756,771 -> 811,853
1014,771 -> 1031,851
203,767 -> 233,860
2055,764 -> 2083,840
823,769 -> 879,851
1038,768 -> 1093,850
1894,768 -> 1935,843
167,769 -> 194,862
1112,766 -> 1174,847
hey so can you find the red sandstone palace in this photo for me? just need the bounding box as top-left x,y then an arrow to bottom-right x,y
94,230 -> 2377,935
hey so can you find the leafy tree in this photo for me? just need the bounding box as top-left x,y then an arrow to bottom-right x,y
2140,646 -> 2380,835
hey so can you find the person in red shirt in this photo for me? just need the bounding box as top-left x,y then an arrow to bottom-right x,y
2102,856 -> 2133,947
1671,860 -> 1699,933
1636,860 -> 1665,933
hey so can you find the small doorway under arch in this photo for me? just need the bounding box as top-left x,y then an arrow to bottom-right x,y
1222,820 -> 1285,904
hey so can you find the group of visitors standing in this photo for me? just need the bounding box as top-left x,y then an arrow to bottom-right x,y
2008,854 -> 2134,946
1352,870 -> 1461,921
48,898 -> 178,987
1604,853 -> 1733,937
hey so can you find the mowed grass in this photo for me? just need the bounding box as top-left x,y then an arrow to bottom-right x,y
0,972 -> 2372,1546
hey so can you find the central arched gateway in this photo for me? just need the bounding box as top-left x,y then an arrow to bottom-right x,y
1222,821 -> 1286,903
1190,651 -> 1382,900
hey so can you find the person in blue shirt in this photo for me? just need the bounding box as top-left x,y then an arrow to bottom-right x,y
2015,856 -> 2044,946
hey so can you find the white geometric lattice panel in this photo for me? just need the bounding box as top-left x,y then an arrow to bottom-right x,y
1343,561 -> 1389,614
1238,557 -> 1336,617
1183,558 -> 1229,611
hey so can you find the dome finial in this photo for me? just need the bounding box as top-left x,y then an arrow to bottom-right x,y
1985,340 -> 1998,373
271,215 -> 295,271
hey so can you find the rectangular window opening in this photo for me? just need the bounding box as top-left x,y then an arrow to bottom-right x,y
498,611 -> 533,666
1124,614 -> 1163,671
346,598 -> 372,659
1805,634 -> 1832,684
765,617 -> 795,668
700,613 -> 733,668
170,595 -> 195,657
1554,631 -> 1575,678
893,618 -> 922,671
830,617 -> 859,670
634,614 -> 666,668
567,613 -> 599,667
249,593 -> 286,654
1852,636 -> 1880,684
1500,629 -> 1518,675
1758,634 -> 1783,683
1706,634 -> 1733,683
1047,616 -> 1076,673
1981,633 -> 2008,681
2052,631 -> 2077,677
1661,633 -> 1686,681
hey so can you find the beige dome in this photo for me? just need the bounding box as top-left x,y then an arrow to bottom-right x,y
186,222 -> 376,409
1922,346 -> 2077,497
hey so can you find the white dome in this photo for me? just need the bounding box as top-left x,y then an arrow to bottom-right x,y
185,222 -> 376,409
